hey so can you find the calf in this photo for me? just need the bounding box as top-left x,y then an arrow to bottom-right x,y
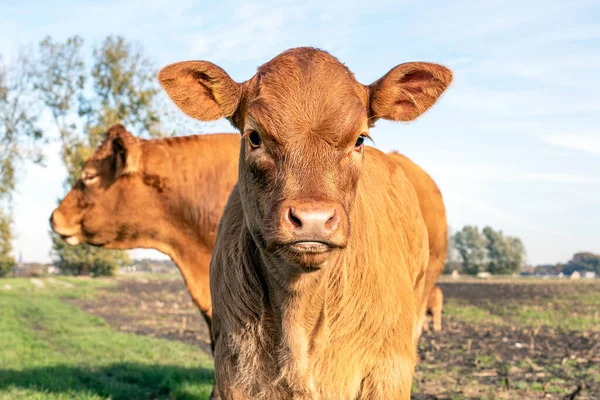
160,47 -> 451,398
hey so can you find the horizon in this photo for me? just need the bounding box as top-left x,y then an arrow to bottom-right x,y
2,0 -> 599,266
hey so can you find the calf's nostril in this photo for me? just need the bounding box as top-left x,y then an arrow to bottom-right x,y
324,209 -> 340,230
288,208 -> 303,228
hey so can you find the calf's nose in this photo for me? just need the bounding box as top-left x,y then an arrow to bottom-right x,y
283,205 -> 341,238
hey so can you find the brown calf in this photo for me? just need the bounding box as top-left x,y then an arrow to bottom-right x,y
160,47 -> 451,398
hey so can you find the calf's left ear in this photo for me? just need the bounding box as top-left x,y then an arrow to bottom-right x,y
158,61 -> 241,121
368,62 -> 452,123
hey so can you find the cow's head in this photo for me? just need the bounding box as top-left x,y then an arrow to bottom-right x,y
50,124 -> 160,249
159,48 -> 451,270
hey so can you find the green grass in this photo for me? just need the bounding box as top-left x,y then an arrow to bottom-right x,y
0,277 -> 214,400
444,293 -> 599,332
443,300 -> 506,326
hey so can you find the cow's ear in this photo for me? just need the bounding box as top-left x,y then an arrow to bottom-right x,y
158,61 -> 242,121
111,132 -> 140,177
368,62 -> 452,123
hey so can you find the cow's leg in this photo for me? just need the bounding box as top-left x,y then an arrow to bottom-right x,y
432,310 -> 442,332
422,314 -> 432,333
432,306 -> 442,332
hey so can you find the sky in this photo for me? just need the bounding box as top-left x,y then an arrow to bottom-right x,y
1,0 -> 599,265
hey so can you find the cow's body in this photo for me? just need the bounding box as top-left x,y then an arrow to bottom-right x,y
389,153 -> 447,339
210,147 -> 428,399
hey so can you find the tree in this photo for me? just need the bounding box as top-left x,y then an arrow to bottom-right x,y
444,226 -> 463,273
483,226 -> 525,275
483,226 -> 507,274
0,50 -> 45,269
35,35 -> 163,276
505,236 -> 526,273
34,35 -> 87,185
562,252 -> 600,275
453,225 -> 489,275
51,232 -> 129,276
0,211 -> 15,277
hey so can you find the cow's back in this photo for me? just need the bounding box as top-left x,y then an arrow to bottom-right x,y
388,152 -> 447,337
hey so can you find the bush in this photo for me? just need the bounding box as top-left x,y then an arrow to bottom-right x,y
0,256 -> 15,277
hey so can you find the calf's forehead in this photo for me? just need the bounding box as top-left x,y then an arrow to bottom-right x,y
247,51 -> 369,142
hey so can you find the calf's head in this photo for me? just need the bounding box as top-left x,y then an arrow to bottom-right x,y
159,48 -> 451,270
50,124 -> 156,249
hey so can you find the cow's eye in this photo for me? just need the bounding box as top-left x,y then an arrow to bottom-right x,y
248,130 -> 262,148
82,170 -> 99,186
354,134 -> 365,149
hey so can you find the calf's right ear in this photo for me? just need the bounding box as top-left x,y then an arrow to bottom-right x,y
158,61 -> 242,121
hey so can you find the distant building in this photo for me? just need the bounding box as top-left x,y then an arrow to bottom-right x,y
570,271 -> 581,280
583,271 -> 596,279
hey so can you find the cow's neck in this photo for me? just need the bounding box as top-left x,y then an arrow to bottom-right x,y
167,238 -> 214,323
259,253 -> 337,394
142,135 -> 235,324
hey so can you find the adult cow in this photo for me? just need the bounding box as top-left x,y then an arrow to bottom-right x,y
159,47 -> 451,398
49,125 -> 239,336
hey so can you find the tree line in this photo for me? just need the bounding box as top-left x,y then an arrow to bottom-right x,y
534,252 -> 600,276
0,35 -> 196,277
445,225 -> 527,275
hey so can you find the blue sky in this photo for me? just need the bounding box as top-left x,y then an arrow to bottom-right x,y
1,0 -> 599,265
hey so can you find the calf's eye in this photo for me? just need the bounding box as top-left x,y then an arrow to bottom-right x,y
354,134 -> 365,149
248,130 -> 262,148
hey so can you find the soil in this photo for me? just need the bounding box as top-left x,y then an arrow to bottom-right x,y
65,277 -> 600,399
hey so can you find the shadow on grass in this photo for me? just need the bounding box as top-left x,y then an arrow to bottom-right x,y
0,362 -> 214,400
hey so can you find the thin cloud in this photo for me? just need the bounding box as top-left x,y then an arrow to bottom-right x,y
542,134 -> 600,155
523,173 -> 600,184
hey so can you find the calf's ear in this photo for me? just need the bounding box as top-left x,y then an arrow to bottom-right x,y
158,61 -> 241,121
368,62 -> 452,123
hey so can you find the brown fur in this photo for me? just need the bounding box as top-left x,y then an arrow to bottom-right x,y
424,285 -> 444,332
50,125 -> 239,332
388,153 -> 448,340
50,124 -> 447,399
160,47 -> 451,398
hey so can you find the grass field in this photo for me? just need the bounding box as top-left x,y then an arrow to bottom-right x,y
0,276 -> 214,400
1,275 -> 598,399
